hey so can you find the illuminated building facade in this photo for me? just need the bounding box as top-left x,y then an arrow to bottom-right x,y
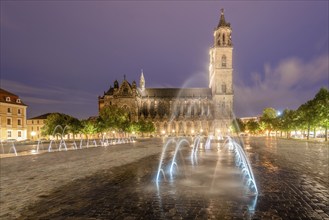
0,88 -> 28,140
98,9 -> 234,136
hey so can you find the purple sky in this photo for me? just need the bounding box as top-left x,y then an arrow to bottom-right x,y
1,1 -> 328,119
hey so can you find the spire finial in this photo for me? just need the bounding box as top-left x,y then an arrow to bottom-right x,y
124,74 -> 126,80
140,69 -> 145,90
221,8 -> 224,15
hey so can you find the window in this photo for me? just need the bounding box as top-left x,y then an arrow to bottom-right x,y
37,120 -> 39,124
7,118 -> 12,126
6,97 -> 10,102
16,99 -> 21,103
18,131 -> 22,138
221,55 -> 227,67
7,108 -> 12,113
18,119 -> 22,126
222,84 -> 227,93
7,130 -> 12,138
18,109 -> 21,115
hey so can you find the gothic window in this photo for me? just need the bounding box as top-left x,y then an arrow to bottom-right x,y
222,55 -> 227,67
222,33 -> 225,45
157,102 -> 166,118
123,87 -> 129,96
150,101 -> 156,118
222,84 -> 227,93
163,122 -> 168,132
142,102 -> 148,116
179,122 -> 184,134
217,33 -> 221,46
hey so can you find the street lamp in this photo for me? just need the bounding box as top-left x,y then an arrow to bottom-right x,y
31,131 -> 36,140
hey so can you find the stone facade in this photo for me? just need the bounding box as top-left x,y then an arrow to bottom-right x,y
98,9 -> 234,136
0,88 -> 28,140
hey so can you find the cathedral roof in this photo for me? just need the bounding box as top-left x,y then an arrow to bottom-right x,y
139,88 -> 212,98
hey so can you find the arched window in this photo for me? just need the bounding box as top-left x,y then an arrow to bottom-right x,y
123,87 -> 128,96
222,55 -> 227,67
222,83 -> 227,93
142,102 -> 148,116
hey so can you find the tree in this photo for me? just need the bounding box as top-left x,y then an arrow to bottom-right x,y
231,118 -> 245,134
313,87 -> 329,141
260,108 -> 278,136
126,121 -> 140,134
81,118 -> 98,140
98,105 -> 130,132
67,117 -> 82,140
246,120 -> 260,134
278,109 -> 297,138
138,120 -> 155,136
297,99 -> 317,140
42,113 -> 79,138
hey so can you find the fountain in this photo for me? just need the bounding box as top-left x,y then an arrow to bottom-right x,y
155,135 -> 258,211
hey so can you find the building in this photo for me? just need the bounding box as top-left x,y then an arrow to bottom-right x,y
98,9 -> 234,136
0,88 -> 28,140
27,113 -> 52,140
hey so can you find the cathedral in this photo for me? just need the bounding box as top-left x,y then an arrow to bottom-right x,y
98,9 -> 234,136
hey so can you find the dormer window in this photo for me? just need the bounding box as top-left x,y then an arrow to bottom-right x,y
16,99 -> 21,103
6,97 -> 11,102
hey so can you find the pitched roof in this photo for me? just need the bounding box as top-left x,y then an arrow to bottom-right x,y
217,9 -> 231,28
139,88 -> 212,98
0,88 -> 27,106
28,113 -> 53,120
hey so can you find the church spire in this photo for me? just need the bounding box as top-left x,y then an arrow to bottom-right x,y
217,8 -> 230,28
140,69 -> 145,90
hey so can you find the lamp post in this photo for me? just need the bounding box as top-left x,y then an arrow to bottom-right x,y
31,131 -> 36,140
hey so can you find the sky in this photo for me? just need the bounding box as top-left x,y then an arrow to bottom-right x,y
1,1 -> 328,119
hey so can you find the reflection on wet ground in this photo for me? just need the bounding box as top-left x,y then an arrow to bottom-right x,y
18,137 -> 329,219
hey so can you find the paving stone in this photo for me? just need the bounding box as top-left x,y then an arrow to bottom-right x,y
1,137 -> 328,219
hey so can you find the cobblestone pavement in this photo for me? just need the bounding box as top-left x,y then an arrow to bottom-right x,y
1,137 -> 328,219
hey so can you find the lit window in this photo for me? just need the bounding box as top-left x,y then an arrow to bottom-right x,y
7,118 -> 12,125
18,131 -> 22,138
6,97 -> 10,102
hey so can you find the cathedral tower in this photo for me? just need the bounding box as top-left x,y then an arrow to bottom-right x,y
209,9 -> 234,133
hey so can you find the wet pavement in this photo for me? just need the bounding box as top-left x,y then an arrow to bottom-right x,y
1,137 -> 328,219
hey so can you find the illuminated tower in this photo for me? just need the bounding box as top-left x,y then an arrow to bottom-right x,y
209,9 -> 234,134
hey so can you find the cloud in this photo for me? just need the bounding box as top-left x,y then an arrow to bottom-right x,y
235,54 -> 329,117
1,79 -> 95,105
